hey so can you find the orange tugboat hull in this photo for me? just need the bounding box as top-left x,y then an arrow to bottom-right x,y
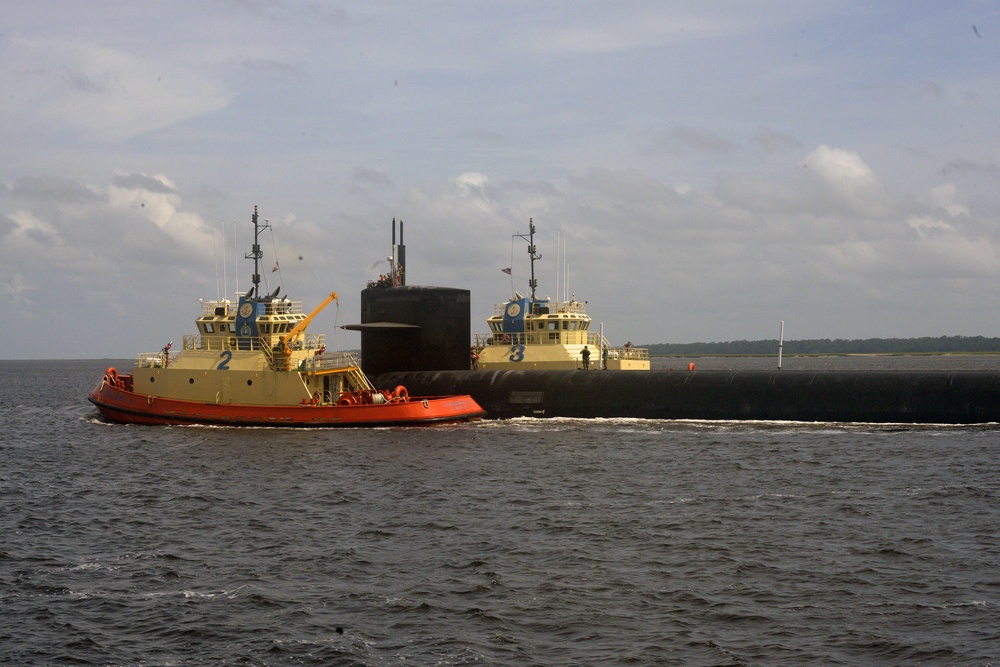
89,374 -> 485,427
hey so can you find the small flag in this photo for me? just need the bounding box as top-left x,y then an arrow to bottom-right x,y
501,267 -> 512,275
272,261 -> 279,272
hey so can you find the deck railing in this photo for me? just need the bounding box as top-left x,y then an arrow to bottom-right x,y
135,352 -> 170,368
473,332 -> 648,361
491,299 -> 588,317
198,299 -> 305,317
178,333 -> 326,352
299,351 -> 375,391
136,333 -> 328,369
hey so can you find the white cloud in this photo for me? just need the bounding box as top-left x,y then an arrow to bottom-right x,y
7,210 -> 59,241
928,183 -> 970,218
803,144 -> 877,194
108,172 -> 214,253
3,37 -> 232,143
801,145 -> 893,217
0,273 -> 32,310
453,172 -> 490,192
908,216 -> 956,237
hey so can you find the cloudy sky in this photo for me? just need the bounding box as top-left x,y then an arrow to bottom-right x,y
2,1 -> 1000,359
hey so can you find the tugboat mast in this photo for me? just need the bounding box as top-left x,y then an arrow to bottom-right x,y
515,218 -> 541,301
246,205 -> 271,300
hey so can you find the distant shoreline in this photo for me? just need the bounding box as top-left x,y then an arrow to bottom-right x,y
653,351 -> 1000,358
644,336 -> 1000,356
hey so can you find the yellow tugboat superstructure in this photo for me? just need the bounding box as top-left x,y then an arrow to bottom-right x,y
130,289 -> 360,408
474,220 -> 649,371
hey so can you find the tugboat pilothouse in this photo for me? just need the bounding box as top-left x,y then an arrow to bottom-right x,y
474,220 -> 649,371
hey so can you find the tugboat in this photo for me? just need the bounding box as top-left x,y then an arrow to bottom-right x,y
473,220 -> 649,371
89,207 -> 485,427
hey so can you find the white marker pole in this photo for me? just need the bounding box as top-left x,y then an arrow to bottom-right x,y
600,322 -> 605,370
778,320 -> 785,370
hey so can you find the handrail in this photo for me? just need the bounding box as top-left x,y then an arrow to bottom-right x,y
492,299 -> 589,317
198,299 -> 305,317
178,333 -> 326,353
473,332 -> 648,359
135,351 -> 169,368
300,351 -> 375,391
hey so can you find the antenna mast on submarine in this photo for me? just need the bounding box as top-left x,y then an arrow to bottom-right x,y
390,218 -> 406,286
515,218 -> 541,300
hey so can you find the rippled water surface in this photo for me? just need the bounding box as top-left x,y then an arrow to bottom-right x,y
2,359 -> 998,665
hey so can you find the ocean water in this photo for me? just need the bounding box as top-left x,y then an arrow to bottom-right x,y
1,358 -> 998,666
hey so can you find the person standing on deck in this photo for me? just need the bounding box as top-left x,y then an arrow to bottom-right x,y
581,345 -> 591,370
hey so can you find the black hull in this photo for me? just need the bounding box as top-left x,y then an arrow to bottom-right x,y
371,369 -> 1000,424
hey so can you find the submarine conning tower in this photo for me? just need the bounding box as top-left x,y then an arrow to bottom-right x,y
344,218 -> 472,376
350,285 -> 471,375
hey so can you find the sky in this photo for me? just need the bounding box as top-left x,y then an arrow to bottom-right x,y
2,1 -> 1000,359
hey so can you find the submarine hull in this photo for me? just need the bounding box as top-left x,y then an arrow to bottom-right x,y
371,369 -> 1000,424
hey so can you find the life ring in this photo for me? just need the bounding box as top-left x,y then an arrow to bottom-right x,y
392,385 -> 409,402
229,337 -> 237,348
106,367 -> 120,390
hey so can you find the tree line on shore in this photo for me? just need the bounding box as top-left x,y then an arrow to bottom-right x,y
644,335 -> 1000,356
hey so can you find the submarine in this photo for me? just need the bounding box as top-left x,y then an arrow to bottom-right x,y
347,219 -> 1000,424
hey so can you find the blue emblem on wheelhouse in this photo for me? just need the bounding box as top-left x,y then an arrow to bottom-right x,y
236,296 -> 263,349
502,297 -> 531,333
